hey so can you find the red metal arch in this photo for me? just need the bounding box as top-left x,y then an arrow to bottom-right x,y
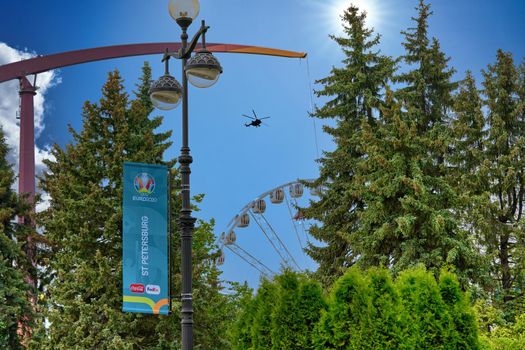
0,42 -> 306,204
0,42 -> 306,83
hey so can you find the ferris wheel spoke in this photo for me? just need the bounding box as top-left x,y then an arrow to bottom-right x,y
284,190 -> 306,253
232,243 -> 274,276
249,209 -> 291,266
224,244 -> 274,277
292,196 -> 311,246
255,210 -> 301,271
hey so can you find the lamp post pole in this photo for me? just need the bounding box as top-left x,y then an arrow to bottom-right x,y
150,4 -> 222,346
147,3 -> 300,349
178,22 -> 196,350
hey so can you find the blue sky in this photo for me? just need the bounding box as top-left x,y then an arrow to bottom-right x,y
1,0 -> 524,287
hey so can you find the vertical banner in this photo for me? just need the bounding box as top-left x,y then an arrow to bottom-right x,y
122,162 -> 170,315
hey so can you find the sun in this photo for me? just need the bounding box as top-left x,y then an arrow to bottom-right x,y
329,0 -> 384,34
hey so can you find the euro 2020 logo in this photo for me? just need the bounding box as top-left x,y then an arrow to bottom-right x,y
134,173 -> 155,195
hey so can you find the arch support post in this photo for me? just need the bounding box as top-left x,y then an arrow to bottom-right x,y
17,76 -> 38,344
18,76 -> 37,213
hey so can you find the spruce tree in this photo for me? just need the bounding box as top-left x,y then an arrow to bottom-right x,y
32,64 -> 234,349
448,70 -> 486,215
302,4 -> 394,287
447,71 -> 493,291
350,1 -> 476,282
480,50 -> 525,313
449,71 -> 485,181
0,127 -> 33,349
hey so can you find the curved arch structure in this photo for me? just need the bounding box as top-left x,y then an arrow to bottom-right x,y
0,42 -> 306,83
0,42 -> 307,206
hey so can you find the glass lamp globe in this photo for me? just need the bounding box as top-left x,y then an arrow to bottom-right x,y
169,0 -> 200,21
185,51 -> 222,88
149,74 -> 183,110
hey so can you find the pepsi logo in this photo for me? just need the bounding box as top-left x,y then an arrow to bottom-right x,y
130,284 -> 145,293
146,284 -> 161,295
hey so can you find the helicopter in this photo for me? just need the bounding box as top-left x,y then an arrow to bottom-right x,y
242,110 -> 270,127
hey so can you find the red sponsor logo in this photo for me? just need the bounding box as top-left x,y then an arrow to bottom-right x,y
130,284 -> 144,293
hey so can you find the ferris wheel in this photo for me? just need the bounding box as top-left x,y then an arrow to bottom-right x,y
216,179 -> 321,277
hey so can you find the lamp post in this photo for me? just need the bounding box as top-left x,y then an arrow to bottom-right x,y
149,1 -> 222,349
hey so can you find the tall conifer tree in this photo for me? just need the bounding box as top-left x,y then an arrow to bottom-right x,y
302,4 -> 394,287
448,71 -> 485,190
0,127 -> 33,349
447,71 -> 492,290
33,64 -> 234,349
480,50 -> 525,311
350,1 -> 477,281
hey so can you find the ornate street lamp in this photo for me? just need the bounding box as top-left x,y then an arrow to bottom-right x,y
185,30 -> 222,88
149,0 -> 222,349
149,66 -> 182,110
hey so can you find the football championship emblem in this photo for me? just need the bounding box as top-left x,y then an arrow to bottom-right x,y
134,173 -> 155,195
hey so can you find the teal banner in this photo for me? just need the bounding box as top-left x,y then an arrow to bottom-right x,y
122,162 -> 170,315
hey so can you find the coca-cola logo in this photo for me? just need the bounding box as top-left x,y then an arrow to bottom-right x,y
130,284 -> 145,293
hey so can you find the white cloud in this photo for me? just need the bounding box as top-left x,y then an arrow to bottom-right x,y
0,43 -> 59,211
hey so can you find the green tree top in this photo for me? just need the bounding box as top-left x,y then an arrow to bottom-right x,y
303,4 -> 394,287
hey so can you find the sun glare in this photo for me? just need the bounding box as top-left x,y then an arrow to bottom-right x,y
329,0 -> 384,34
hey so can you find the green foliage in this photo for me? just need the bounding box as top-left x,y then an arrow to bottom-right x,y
396,267 -> 450,349
251,279 -> 276,349
476,308 -> 525,350
355,88 -> 477,282
296,278 -> 326,349
0,127 -> 33,349
449,50 -> 525,316
232,268 -> 479,349
304,1 -> 478,288
230,272 -> 325,350
352,0 -> 477,283
30,63 -> 236,349
301,4 -> 394,287
439,270 -> 480,349
311,267 -> 479,350
313,267 -> 373,349
270,271 -> 324,350
270,271 -> 302,349
230,283 -> 255,350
